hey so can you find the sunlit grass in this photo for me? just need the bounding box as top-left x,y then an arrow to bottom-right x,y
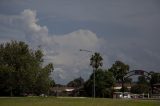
0,97 -> 159,106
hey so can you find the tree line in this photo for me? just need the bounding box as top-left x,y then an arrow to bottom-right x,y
66,53 -> 160,98
0,41 -> 160,97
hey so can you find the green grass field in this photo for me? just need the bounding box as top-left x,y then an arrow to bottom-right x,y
0,97 -> 159,106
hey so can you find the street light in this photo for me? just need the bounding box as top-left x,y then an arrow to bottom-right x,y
79,49 -> 96,98
80,49 -> 93,53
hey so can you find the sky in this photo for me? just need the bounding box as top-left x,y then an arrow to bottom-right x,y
0,0 -> 160,84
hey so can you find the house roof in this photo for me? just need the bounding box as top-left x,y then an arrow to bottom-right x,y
114,83 -> 132,87
50,87 -> 75,92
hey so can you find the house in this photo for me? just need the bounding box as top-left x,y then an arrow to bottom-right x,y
151,83 -> 160,98
153,83 -> 160,94
113,83 -> 132,99
113,83 -> 131,91
113,92 -> 131,99
50,86 -> 75,96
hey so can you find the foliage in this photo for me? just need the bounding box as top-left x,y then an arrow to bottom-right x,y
131,76 -> 150,94
67,77 -> 84,88
84,69 -> 115,98
124,78 -> 132,83
131,84 -> 149,94
137,76 -> 149,85
89,52 -> 103,97
50,80 -> 55,87
150,72 -> 160,85
149,72 -> 160,94
90,52 -> 103,70
120,86 -> 129,92
0,41 -> 54,96
108,60 -> 129,83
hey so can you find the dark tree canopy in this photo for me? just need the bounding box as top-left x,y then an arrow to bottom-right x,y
149,72 -> 160,94
131,84 -> 149,94
137,76 -> 149,85
84,69 -> 115,98
150,72 -> 160,85
67,77 -> 84,88
109,60 -> 129,83
0,41 -> 54,96
131,75 -> 150,94
90,52 -> 103,70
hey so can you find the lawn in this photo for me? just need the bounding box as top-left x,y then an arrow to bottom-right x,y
0,97 -> 159,106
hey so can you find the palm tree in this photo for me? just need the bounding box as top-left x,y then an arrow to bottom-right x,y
90,52 -> 103,98
90,52 -> 103,70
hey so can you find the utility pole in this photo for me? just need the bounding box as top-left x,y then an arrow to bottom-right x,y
80,49 -> 96,98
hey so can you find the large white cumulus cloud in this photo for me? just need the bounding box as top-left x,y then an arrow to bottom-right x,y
0,9 -> 102,84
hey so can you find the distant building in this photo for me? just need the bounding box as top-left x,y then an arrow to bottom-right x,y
113,92 -> 131,98
113,83 -> 132,99
50,87 -> 75,96
153,83 -> 160,94
113,83 -> 131,91
152,83 -> 160,98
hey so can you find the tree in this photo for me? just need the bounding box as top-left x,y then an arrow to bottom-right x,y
84,69 -> 115,98
120,86 -> 129,92
124,78 -> 132,83
150,72 -> 160,94
109,61 -> 129,97
131,76 -> 149,94
50,80 -> 56,87
67,77 -> 84,88
131,84 -> 149,94
0,41 -> 54,96
109,61 -> 129,83
150,72 -> 160,85
90,52 -> 103,71
137,76 -> 149,85
90,52 -> 103,98
34,63 -> 54,95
